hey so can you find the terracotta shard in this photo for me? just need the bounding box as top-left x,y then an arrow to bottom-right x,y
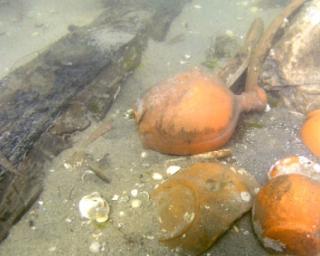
252,174 -> 320,256
152,162 -> 260,255
301,109 -> 320,157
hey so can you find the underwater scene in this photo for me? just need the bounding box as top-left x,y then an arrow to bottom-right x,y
1,0 -> 320,255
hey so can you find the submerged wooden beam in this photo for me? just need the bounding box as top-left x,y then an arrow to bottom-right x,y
0,0 -> 189,241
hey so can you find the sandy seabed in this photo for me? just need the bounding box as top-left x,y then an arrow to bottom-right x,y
0,0 -> 312,255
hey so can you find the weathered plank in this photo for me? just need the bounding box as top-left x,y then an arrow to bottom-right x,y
0,0 -> 189,240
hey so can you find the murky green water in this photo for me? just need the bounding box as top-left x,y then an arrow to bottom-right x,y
1,1 -> 313,255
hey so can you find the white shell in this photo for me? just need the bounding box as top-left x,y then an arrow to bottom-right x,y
89,241 -> 101,253
111,194 -> 120,201
166,165 -> 181,175
140,151 -> 147,158
152,172 -> 163,180
78,192 -> 110,223
131,199 -> 142,208
240,191 -> 251,202
130,189 -> 138,197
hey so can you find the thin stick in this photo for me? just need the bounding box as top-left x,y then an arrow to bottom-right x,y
218,18 -> 264,88
81,121 -> 112,147
245,0 -> 307,92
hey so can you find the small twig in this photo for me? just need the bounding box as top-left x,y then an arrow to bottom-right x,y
81,120 -> 112,147
68,185 -> 76,200
218,18 -> 264,88
86,160 -> 111,184
164,149 -> 232,165
245,0 -> 306,92
191,148 -> 232,160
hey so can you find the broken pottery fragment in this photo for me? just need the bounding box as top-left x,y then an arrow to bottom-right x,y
261,0 -> 320,113
252,157 -> 320,255
152,162 -> 260,255
268,155 -> 320,180
301,109 -> 320,157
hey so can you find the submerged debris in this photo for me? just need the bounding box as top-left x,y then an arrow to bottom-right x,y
79,192 -> 110,223
192,148 -> 232,159
152,172 -> 163,181
152,162 -> 260,255
165,165 -> 181,176
268,155 -> 320,181
89,241 -> 103,253
70,151 -> 110,184
130,199 -> 142,208
86,160 -> 111,184
301,109 -> 320,157
253,173 -> 320,255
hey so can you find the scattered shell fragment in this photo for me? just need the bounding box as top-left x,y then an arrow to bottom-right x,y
225,30 -> 234,37
242,230 -> 250,235
131,199 -> 142,208
48,246 -> 57,252
89,241 -> 101,253
152,172 -> 163,180
166,165 -> 181,175
264,104 -> 271,112
79,192 -> 110,223
130,189 -> 138,197
145,235 -> 155,240
124,108 -> 135,119
63,162 -> 72,169
140,151 -> 147,158
183,211 -> 195,223
65,218 -> 72,223
111,194 -> 120,201
119,195 -> 130,203
240,191 -> 251,202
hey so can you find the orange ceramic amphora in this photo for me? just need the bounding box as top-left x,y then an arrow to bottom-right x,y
301,109 -> 320,157
134,69 -> 266,155
252,156 -> 320,256
253,174 -> 320,256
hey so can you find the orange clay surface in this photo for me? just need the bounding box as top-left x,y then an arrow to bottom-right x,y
152,162 -> 259,255
301,109 -> 320,157
134,69 -> 238,155
252,174 -> 320,256
267,155 -> 320,181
